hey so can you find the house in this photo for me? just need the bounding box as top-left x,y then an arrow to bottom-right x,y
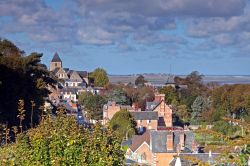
50,52 -> 89,88
126,129 -> 198,166
103,101 -> 134,125
54,67 -> 69,79
146,93 -> 173,127
130,111 -> 158,132
60,87 -> 87,102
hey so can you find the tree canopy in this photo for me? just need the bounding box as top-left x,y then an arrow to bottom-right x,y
0,39 -> 56,128
90,68 -> 109,87
108,88 -> 131,105
159,86 -> 178,105
135,75 -> 147,87
78,92 -> 107,120
0,38 -> 24,57
109,109 -> 136,140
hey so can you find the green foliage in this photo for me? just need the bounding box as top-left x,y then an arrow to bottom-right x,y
90,68 -> 109,87
109,109 -> 136,140
212,120 -> 240,136
0,38 -> 23,57
0,108 -> 125,166
174,71 -> 208,111
191,96 -> 212,120
78,92 -> 107,120
0,40 -> 56,128
107,84 -> 154,110
176,104 -> 189,122
135,75 -> 147,87
159,86 -> 178,104
211,84 -> 250,119
108,88 -> 131,105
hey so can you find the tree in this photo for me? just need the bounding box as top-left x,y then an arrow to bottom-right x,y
135,75 -> 147,87
0,107 -> 125,165
191,96 -> 212,120
176,104 -> 189,122
108,88 -> 131,105
78,93 -> 106,120
0,40 -> 56,128
109,109 -> 136,140
0,38 -> 24,57
159,86 -> 178,105
90,68 -> 109,87
174,71 -> 208,109
211,84 -> 250,119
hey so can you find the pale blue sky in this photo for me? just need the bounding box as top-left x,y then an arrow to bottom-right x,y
0,0 -> 250,75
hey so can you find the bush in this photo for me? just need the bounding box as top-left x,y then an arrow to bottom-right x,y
212,120 -> 240,136
109,109 -> 136,140
0,108 -> 124,166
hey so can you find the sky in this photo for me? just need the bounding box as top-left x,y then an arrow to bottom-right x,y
0,0 -> 250,75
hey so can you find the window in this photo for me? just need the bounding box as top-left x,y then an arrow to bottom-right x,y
55,63 -> 57,67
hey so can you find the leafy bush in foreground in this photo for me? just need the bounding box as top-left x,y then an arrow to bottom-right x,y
0,108 -> 124,166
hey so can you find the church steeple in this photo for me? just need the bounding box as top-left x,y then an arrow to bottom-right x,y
50,52 -> 62,71
51,52 -> 62,62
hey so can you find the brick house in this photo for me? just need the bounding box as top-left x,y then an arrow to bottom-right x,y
130,111 -> 158,132
102,101 -> 133,125
146,94 -> 173,127
126,129 -> 197,166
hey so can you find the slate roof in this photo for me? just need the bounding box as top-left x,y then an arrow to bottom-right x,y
63,68 -> 69,72
146,101 -> 159,111
77,71 -> 88,78
130,111 -> 158,120
169,153 -> 220,166
69,71 -> 83,82
51,52 -> 62,62
130,130 -> 150,152
150,130 -> 194,153
104,101 -> 132,110
52,67 -> 60,74
60,88 -> 79,94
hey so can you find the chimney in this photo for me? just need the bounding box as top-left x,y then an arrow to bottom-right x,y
176,143 -> 181,154
132,102 -> 139,111
179,133 -> 185,150
184,125 -> 189,131
167,133 -> 174,151
191,141 -> 198,153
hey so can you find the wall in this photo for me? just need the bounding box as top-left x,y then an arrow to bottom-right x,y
155,153 -> 176,166
103,102 -> 121,124
137,119 -> 158,130
153,102 -> 172,127
50,62 -> 62,71
134,143 -> 154,165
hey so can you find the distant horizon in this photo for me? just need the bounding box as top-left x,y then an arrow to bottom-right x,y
108,73 -> 250,76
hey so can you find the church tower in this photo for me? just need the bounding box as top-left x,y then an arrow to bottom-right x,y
50,52 -> 62,71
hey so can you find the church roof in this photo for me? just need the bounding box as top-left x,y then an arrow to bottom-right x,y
51,52 -> 62,62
